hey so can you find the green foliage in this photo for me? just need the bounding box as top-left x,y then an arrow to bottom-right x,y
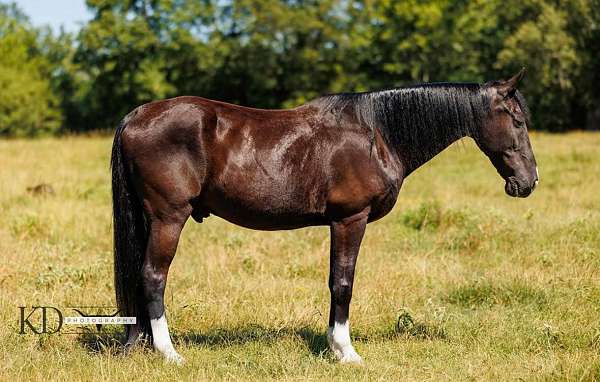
394,310 -> 447,340
0,4 -> 62,136
401,200 -> 442,231
496,2 -> 582,131
0,0 -> 599,135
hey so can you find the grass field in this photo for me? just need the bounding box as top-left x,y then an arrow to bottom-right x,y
1,132 -> 599,381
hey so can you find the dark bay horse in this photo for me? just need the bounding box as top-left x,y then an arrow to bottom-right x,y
111,69 -> 538,364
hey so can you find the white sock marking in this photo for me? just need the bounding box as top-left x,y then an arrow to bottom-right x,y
327,320 -> 363,364
150,314 -> 183,364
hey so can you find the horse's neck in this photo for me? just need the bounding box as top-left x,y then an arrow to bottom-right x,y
369,87 -> 487,176
398,118 -> 474,176
356,84 -> 489,176
324,85 -> 487,176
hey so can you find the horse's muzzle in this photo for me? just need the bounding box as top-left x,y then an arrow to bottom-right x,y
505,176 -> 536,198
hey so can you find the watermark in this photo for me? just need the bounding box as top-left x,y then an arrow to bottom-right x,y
64,316 -> 135,325
18,306 -> 136,335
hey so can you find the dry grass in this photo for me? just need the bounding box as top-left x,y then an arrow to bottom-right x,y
1,132 -> 599,381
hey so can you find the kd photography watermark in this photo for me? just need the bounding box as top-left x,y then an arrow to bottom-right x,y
18,306 -> 136,334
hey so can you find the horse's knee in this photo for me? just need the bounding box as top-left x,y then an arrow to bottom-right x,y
142,263 -> 165,291
331,281 -> 353,305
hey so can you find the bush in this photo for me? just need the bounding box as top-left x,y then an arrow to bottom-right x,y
0,4 -> 62,136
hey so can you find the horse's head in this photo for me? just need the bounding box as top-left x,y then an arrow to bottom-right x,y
475,69 -> 539,198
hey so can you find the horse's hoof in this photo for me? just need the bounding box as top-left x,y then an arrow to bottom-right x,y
328,343 -> 364,365
164,350 -> 184,365
339,350 -> 364,365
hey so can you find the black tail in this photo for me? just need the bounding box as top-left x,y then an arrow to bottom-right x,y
111,115 -> 150,338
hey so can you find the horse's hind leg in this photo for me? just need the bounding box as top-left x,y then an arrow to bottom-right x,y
142,207 -> 190,364
327,209 -> 369,364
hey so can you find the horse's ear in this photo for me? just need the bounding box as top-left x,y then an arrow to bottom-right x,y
495,67 -> 526,98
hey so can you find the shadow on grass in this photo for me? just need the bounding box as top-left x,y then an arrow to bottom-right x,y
75,324 -> 330,356
76,327 -> 127,354
77,321 -> 442,357
176,324 -> 330,356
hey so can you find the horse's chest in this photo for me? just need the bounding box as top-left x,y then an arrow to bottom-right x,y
368,184 -> 401,222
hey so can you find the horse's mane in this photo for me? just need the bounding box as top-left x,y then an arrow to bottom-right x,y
314,83 -> 493,165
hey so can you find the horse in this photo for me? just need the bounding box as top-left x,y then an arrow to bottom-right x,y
111,69 -> 538,364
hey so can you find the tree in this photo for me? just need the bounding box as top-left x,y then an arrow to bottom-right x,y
0,3 -> 62,136
74,0 -> 347,130
338,0 -> 599,130
2,0 -> 599,134
495,1 -> 581,131
74,0 -> 177,130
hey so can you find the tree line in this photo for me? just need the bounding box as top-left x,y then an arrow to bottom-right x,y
0,0 -> 598,136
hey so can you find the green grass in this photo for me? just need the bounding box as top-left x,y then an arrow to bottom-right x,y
1,132 -> 599,381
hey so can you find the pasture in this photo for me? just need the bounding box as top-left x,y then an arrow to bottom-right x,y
1,132 -> 599,381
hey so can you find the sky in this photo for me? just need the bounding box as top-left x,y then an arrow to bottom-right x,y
12,0 -> 91,33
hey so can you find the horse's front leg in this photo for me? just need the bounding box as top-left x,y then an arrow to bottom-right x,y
327,209 -> 369,364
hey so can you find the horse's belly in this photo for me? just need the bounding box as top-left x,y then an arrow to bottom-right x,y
211,208 -> 328,230
201,175 -> 329,230
203,198 -> 329,230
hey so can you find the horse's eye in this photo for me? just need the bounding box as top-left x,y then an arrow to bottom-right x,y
514,118 -> 525,128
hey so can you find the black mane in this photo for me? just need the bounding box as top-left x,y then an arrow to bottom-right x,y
315,83 -> 492,167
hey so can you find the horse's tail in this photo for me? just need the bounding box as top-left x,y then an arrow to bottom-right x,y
111,113 -> 150,337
